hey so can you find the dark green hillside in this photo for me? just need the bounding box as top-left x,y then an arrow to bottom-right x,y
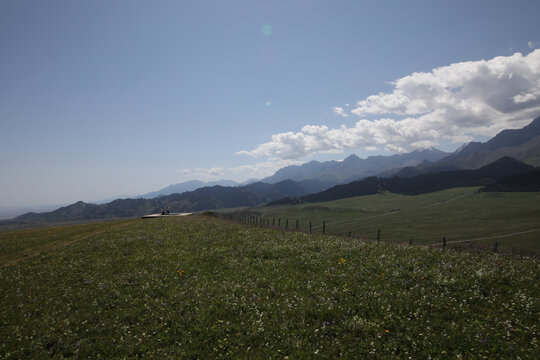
481,170 -> 540,192
1,216 -> 538,358
301,156 -> 534,203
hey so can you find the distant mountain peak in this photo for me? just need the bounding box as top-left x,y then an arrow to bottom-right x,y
260,148 -> 449,184
342,154 -> 361,162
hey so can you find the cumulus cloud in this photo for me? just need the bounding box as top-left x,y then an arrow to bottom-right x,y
333,106 -> 348,117
529,41 -> 538,49
238,50 -> 540,159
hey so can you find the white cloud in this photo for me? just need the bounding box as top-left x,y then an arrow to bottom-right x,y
176,167 -> 223,180
176,160 -> 302,182
333,106 -> 348,117
529,41 -> 538,49
238,50 -> 540,160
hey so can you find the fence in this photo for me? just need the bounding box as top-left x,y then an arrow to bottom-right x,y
222,211 -> 539,256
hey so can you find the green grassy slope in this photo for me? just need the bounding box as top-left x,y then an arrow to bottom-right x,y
1,216 -> 538,358
0,219 -> 136,267
258,188 -> 540,251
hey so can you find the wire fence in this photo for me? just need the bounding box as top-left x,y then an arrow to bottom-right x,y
220,211 -> 540,257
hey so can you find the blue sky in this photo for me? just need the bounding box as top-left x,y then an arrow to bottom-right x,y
1,0 -> 540,209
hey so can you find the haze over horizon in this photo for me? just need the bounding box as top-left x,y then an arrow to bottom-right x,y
1,0 -> 540,210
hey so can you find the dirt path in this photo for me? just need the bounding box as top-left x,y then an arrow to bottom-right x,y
425,228 -> 540,247
306,191 -> 475,231
422,193 -> 472,208
1,219 -> 138,268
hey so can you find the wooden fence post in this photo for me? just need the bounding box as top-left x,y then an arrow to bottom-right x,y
494,242 -> 498,253
443,237 -> 446,249
285,219 -> 288,230
409,239 -> 413,246
323,221 -> 326,234
348,231 -> 352,238
309,221 -> 312,233
296,220 -> 298,231
272,218 -> 275,227
377,229 -> 381,241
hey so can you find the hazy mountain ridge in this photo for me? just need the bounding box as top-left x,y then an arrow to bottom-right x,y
139,179 -> 240,199
261,148 -> 449,184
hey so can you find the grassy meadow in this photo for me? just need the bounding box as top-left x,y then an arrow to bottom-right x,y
249,188 -> 540,252
1,215 -> 539,358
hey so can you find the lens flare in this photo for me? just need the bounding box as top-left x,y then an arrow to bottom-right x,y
261,24 -> 272,37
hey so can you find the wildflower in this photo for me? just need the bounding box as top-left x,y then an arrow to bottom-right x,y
385,330 -> 389,333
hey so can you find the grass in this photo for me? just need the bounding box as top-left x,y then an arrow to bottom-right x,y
249,188 -> 540,252
1,215 -> 539,358
0,219 -> 137,267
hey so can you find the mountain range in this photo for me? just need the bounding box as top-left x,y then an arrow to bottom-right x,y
3,116 -> 540,225
261,148 -> 449,184
8,179 -> 329,225
293,156 -> 535,204
138,179 -> 240,199
392,116 -> 540,177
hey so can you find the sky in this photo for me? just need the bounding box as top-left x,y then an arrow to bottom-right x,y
1,0 -> 540,211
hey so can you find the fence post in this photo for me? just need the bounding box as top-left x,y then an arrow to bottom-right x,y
272,218 -> 275,227
409,239 -> 413,246
494,242 -> 498,253
285,219 -> 288,230
443,237 -> 446,249
323,221 -> 326,234
296,220 -> 298,231
348,231 -> 352,238
278,218 -> 281,227
309,221 -> 312,233
377,229 -> 381,241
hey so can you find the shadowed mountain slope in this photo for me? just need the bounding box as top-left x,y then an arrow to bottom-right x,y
392,116 -> 540,177
8,179 -> 332,225
299,157 -> 535,203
